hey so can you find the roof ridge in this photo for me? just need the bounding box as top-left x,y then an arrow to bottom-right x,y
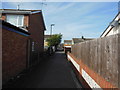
0,9 -> 41,11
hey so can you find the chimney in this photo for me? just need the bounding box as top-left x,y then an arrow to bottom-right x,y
82,36 -> 84,40
17,4 -> 20,10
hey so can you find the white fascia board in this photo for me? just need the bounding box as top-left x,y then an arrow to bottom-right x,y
64,46 -> 71,48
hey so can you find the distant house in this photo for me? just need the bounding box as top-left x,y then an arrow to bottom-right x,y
44,35 -> 51,47
101,12 -> 120,37
1,9 -> 46,66
72,36 -> 93,44
64,40 -> 72,53
64,40 -> 72,47
64,37 -> 93,53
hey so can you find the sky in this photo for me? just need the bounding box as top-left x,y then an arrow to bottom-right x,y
1,2 -> 119,42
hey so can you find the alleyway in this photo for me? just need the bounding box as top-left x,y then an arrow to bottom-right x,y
3,51 -> 82,88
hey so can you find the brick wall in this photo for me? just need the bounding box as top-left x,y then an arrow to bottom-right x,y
0,24 -> 2,89
29,12 -> 45,53
24,15 -> 29,27
1,12 -> 45,54
1,14 -> 6,21
2,28 -> 28,84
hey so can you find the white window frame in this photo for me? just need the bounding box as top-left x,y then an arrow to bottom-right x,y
6,14 -> 24,27
17,15 -> 24,27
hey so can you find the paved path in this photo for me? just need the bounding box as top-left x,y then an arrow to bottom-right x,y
3,51 -> 82,88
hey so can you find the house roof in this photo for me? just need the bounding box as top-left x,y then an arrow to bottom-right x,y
84,38 -> 94,41
0,9 -> 41,14
44,35 -> 51,39
44,35 -> 56,39
72,38 -> 84,43
64,40 -> 72,42
1,20 -> 30,36
0,9 -> 46,31
72,38 -> 94,44
100,12 -> 120,37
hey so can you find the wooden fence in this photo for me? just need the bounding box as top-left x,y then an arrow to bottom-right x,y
71,34 -> 120,88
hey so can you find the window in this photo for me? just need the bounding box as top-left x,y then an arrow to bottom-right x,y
6,14 -> 24,27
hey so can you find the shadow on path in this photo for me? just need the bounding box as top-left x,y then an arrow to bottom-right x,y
3,51 -> 82,88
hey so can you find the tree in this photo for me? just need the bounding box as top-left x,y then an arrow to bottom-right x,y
46,34 -> 62,50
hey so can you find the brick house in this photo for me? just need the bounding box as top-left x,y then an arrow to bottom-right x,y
0,9 -> 46,84
64,40 -> 72,53
1,9 -> 46,67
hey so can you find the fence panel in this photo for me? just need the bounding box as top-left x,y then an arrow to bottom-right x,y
71,34 -> 120,88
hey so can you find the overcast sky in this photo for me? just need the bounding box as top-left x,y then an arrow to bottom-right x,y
2,2 -> 118,42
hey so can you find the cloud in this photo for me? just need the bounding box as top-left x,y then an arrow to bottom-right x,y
1,2 -> 118,42
43,2 -> 117,42
1,0 -> 119,2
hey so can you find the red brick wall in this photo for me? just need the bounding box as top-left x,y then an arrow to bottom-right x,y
1,14 -> 6,20
0,26 -> 2,88
2,28 -> 28,84
24,15 -> 29,27
28,12 -> 45,53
